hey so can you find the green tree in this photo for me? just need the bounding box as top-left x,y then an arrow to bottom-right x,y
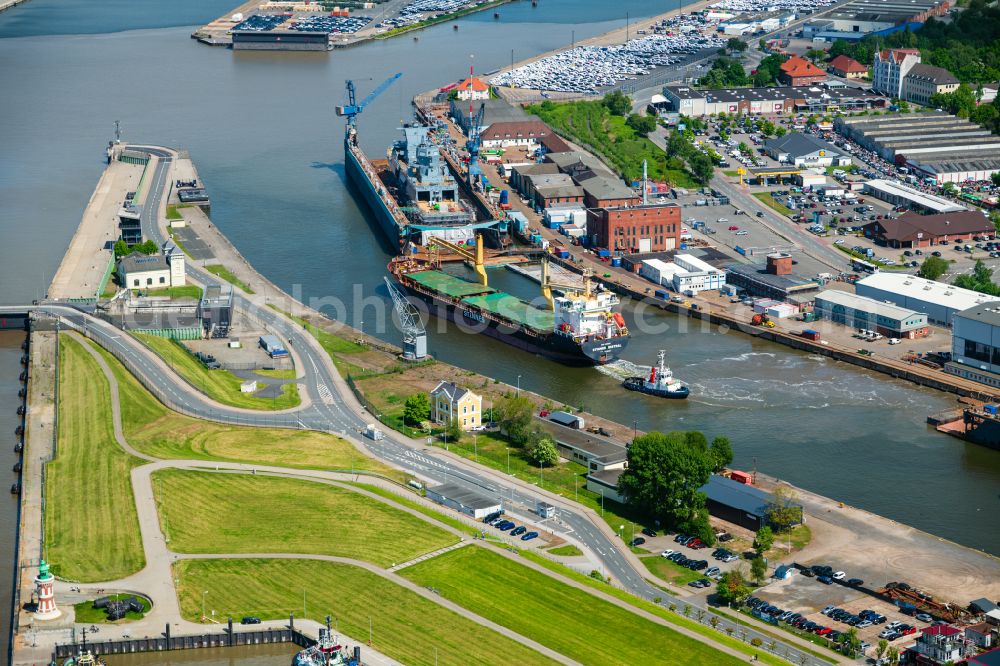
765,484 -> 801,532
402,392 -> 430,426
716,570 -> 751,605
941,181 -> 957,195
840,628 -> 861,657
709,436 -> 733,471
876,639 -> 889,662
602,90 -> 632,117
887,646 -> 900,665
446,417 -> 463,444
134,239 -> 159,255
726,37 -> 748,54
991,172 -> 1000,187
495,394 -> 535,444
626,112 -> 657,136
113,239 -> 129,258
775,126 -> 787,137
918,255 -> 950,280
805,48 -> 826,62
754,525 -> 774,555
617,431 -> 715,534
750,556 -> 767,584
954,259 -> 1000,296
527,436 -> 558,467
689,152 -> 716,185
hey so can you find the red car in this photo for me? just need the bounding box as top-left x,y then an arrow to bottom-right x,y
816,627 -> 831,636
688,538 -> 702,547
728,225 -> 739,231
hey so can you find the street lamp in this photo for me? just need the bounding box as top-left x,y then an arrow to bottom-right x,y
506,447 -> 510,475
619,524 -> 625,541
516,374 -> 522,397
202,590 -> 208,620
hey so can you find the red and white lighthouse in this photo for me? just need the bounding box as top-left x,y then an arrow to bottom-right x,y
34,559 -> 60,621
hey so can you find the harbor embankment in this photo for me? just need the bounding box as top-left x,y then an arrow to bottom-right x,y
0,0 -> 29,14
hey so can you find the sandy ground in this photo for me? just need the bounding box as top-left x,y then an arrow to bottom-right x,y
755,474 -> 1000,607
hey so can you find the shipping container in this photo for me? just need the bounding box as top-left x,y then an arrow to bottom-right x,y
654,289 -> 669,299
800,329 -> 821,341
610,257 -> 622,267
259,334 -> 289,359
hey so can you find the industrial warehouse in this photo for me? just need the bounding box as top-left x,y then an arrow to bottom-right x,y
806,0 -> 949,36
813,289 -> 929,338
835,113 -> 1000,183
854,273 -> 1000,326
662,84 -> 887,116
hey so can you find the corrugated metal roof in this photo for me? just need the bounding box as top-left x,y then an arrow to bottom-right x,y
699,475 -> 795,517
426,482 -> 499,511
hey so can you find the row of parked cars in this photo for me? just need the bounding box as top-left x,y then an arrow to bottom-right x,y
483,512 -> 538,541
822,605 -> 895,631
745,597 -> 870,652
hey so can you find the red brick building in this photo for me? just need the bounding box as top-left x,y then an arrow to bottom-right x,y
780,55 -> 827,86
587,202 -> 681,253
862,210 -> 994,249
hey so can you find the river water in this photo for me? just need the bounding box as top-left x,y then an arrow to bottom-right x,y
0,2 -> 998,659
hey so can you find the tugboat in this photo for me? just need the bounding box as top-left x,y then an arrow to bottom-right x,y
63,651 -> 107,666
623,350 -> 690,399
292,617 -> 360,666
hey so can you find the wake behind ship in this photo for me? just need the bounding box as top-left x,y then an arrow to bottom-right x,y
388,240 -> 629,365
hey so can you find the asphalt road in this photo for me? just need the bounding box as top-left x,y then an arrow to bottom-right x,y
1,145 -> 834,666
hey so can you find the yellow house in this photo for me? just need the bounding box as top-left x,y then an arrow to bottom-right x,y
430,381 -> 482,430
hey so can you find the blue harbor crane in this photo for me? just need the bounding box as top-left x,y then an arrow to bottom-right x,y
466,102 -> 486,189
336,72 -> 403,130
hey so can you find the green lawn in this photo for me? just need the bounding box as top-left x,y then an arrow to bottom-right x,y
73,594 -> 150,624
205,264 -> 255,294
350,483 -> 478,537
174,559 -> 558,666
45,336 -> 145,582
518,551 -> 796,666
752,192 -> 794,216
89,340 -> 403,480
402,547 -> 746,666
166,204 -> 183,221
137,284 -> 203,300
640,555 -> 705,586
547,544 -> 582,557
153,470 -> 455,567
135,333 -> 300,410
529,100 -> 698,187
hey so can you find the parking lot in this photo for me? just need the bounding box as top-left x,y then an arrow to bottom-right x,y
750,571 -> 940,659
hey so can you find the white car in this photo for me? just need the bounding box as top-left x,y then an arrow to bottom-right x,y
834,239 -> 845,245
832,571 -> 846,580
661,550 -> 675,558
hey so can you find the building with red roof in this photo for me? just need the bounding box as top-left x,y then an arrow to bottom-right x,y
779,55 -> 826,86
443,75 -> 490,101
906,624 -> 968,664
828,55 -> 867,79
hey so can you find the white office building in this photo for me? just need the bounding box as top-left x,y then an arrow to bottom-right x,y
639,254 -> 725,295
949,302 -> 1000,386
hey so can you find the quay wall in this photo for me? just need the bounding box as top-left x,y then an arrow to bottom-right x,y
53,625 -> 314,660
550,255 -> 1000,403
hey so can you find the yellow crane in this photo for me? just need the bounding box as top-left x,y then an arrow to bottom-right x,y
540,257 -> 592,310
427,234 -> 487,286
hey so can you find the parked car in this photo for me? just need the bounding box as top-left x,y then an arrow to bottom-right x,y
846,578 -> 864,587
511,526 -> 527,537
630,537 -> 646,547
832,571 -> 846,580
641,527 -> 657,538
915,613 -> 933,623
521,531 -> 538,541
661,549 -> 676,558
241,617 -> 261,625
817,575 -> 833,585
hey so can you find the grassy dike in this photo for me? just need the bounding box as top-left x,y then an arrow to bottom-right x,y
88,341 -> 402,479
135,333 -> 300,410
173,558 -> 559,666
45,336 -> 146,581
401,547 -> 750,666
152,470 -> 456,567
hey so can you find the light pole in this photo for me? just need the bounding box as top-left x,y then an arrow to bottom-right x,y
202,590 -> 208,620
619,524 -> 624,541
506,447 -> 510,475
516,374 -> 521,397
474,433 -> 478,463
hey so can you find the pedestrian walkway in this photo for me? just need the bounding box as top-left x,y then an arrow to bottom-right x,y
388,540 -> 469,572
